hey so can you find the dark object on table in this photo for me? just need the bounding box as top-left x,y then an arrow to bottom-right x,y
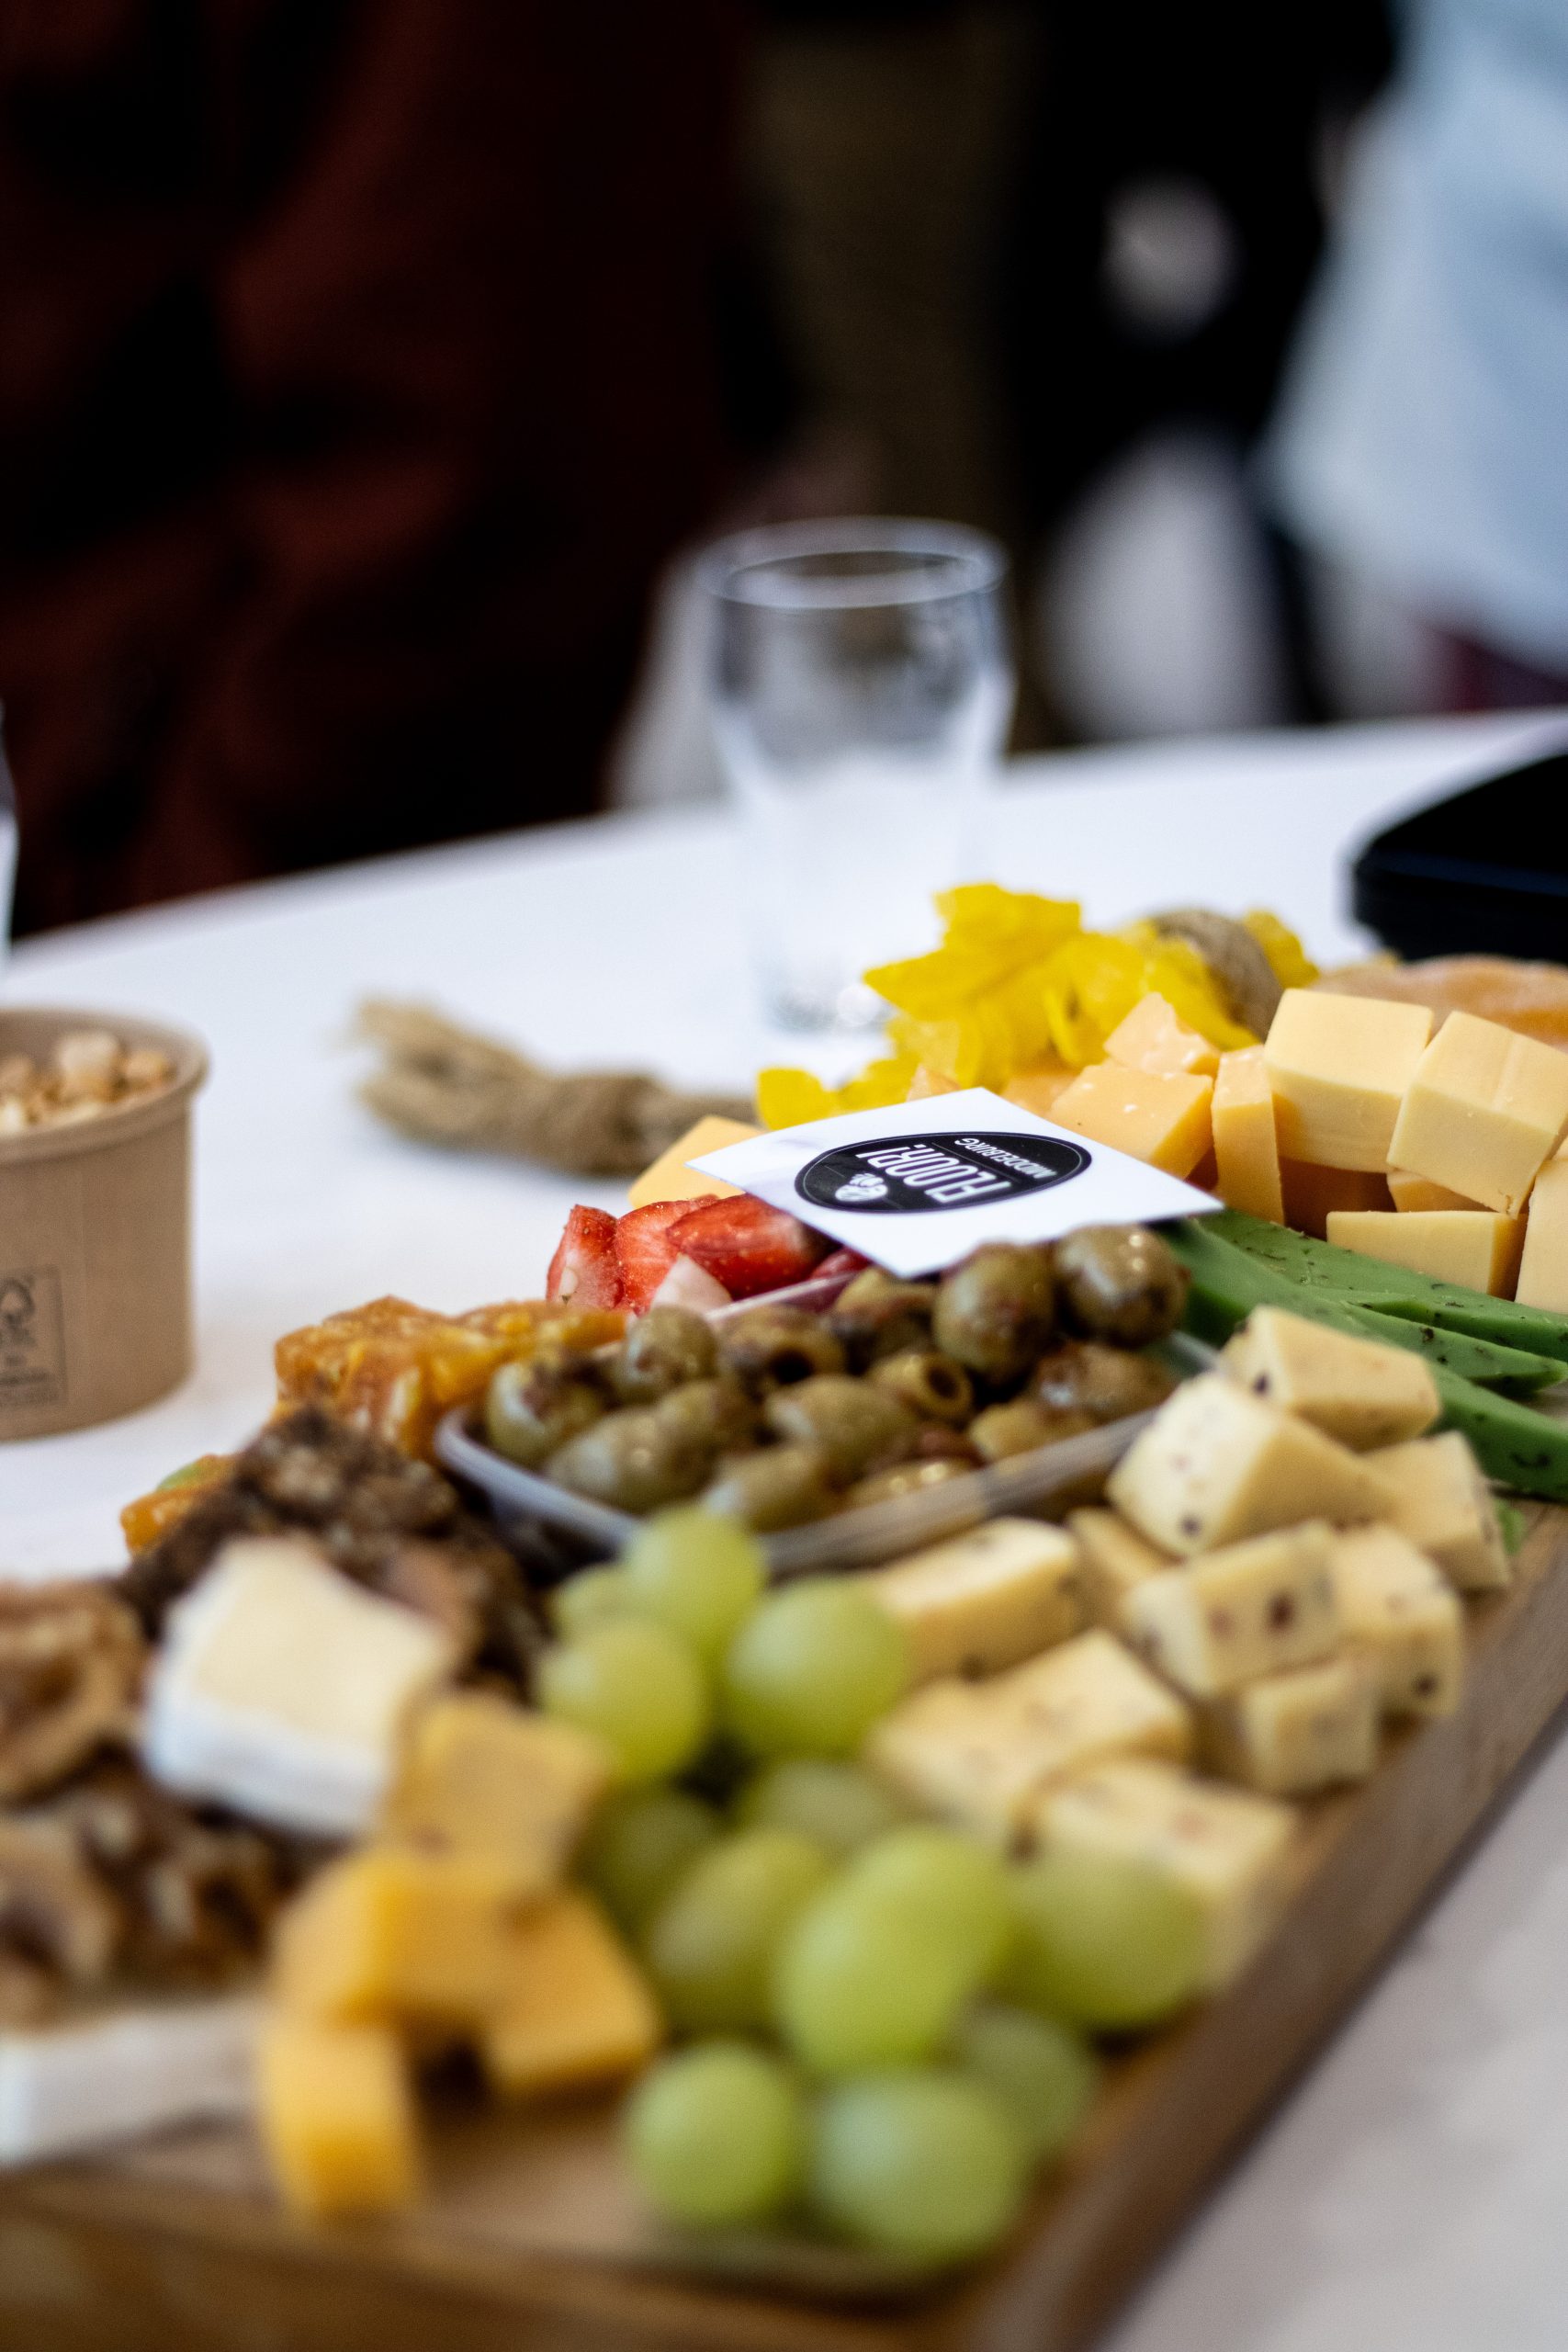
1351,753 -> 1568,961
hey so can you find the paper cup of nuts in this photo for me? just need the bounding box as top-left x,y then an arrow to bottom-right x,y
0,1008 -> 209,1440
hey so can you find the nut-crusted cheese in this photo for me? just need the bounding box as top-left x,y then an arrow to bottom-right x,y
1066,1508 -> 1175,1634
1388,1011 -> 1568,1216
1327,1526 -> 1464,1719
1219,1306 -> 1440,1451
1368,1430 -> 1511,1593
857,1519 -> 1084,1682
1122,1522 -> 1340,1698
1031,1758 -> 1296,1987
1263,989 -> 1433,1171
1325,1208 -> 1526,1297
1200,1656 -> 1380,1796
864,1630 -> 1191,1849
1106,1374 -> 1388,1556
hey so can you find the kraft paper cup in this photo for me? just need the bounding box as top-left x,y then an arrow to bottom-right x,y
0,1008 -> 208,1441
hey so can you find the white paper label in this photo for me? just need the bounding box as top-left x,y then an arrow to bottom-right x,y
691,1089 -> 1217,1278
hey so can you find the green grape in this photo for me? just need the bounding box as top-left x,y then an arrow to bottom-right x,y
549,1566 -> 632,1640
773,1883 -> 972,2075
808,2067 -> 1028,2261
950,2002 -> 1099,2164
720,1580 -> 909,1758
1003,1850 -> 1207,2031
734,1758 -> 908,1858
577,1786 -> 721,1936
643,1826 -> 831,2032
624,2041 -> 807,2227
620,1508 -> 765,1667
538,1619 -> 708,1784
844,1826 -> 1015,1986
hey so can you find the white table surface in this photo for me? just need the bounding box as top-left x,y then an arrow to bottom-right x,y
6,707 -> 1568,2347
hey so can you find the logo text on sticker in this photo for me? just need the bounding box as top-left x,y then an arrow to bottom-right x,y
796,1130 -> 1091,1217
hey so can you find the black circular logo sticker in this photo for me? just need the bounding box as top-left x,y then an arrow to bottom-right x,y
795,1129 -> 1091,1216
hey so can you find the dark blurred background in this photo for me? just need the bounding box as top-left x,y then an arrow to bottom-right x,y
5,0 -> 1547,938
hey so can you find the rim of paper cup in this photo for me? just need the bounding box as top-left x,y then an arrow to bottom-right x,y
697,518 -> 1008,610
0,1007 -> 209,1165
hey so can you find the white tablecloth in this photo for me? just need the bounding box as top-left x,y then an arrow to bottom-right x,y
5,708 -> 1568,2348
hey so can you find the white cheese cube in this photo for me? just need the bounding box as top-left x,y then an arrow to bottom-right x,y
1106,1374 -> 1388,1555
1032,1758 -> 1296,1986
1220,1306 -> 1439,1451
143,1536 -> 457,1838
1122,1522 -> 1340,1698
857,1518 -> 1083,1682
1066,1508 -> 1174,1634
1328,1526 -> 1464,1719
865,1630 -> 1191,1849
1369,1430 -> 1511,1593
1200,1656 -> 1380,1796
1388,1011 -> 1568,1216
0,1996 -> 258,2166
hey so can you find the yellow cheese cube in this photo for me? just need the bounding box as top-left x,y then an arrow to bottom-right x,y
626,1115 -> 758,1210
1123,1523 -> 1340,1698
1280,1159 -> 1393,1239
858,1519 -> 1083,1682
1031,1759 -> 1295,1987
1106,1374 -> 1388,1556
1104,993 -> 1221,1081
1066,1508 -> 1175,1634
1048,1062 -> 1213,1178
381,1695 -> 612,1895
1263,989 -> 1433,1171
1328,1527 -> 1464,1719
1369,1430 -> 1510,1593
1388,1170 -> 1482,1213
480,1891 -> 661,2098
1388,1011 -> 1568,1216
258,2018 -> 421,2218
1211,1047 -> 1284,1223
272,1849 -> 521,2029
1517,1153 -> 1568,1311
865,1630 -> 1191,1849
1001,1060 -> 1075,1116
1200,1656 -> 1380,1796
1219,1305 -> 1439,1450
1325,1209 -> 1526,1297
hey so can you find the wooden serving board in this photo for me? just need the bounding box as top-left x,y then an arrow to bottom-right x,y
6,1500 -> 1568,2352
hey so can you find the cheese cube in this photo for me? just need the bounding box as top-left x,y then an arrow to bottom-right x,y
480,1892 -> 661,2098
865,1630 -> 1191,1849
908,1065 -> 962,1101
1212,1047 -> 1284,1223
1517,1153 -> 1568,1311
272,1849 -> 521,2029
1048,1063 -> 1213,1179
1389,1170 -> 1483,1214
1262,989 -> 1432,1170
1001,1060 -> 1075,1116
1104,993 -> 1221,1081
1031,1759 -> 1295,1987
1123,1523 -> 1339,1698
0,1997 -> 258,2168
626,1114 -> 758,1210
1280,1159 -> 1393,1239
858,1519 -> 1083,1681
1066,1509 -> 1174,1634
1106,1375 -> 1388,1556
1388,1011 -> 1568,1216
1200,1656 -> 1380,1795
259,2018 -> 421,2217
1328,1527 -> 1464,1719
1369,1430 -> 1510,1593
380,1695 -> 612,1895
1325,1209 -> 1526,1297
1219,1306 -> 1439,1451
142,1537 -> 456,1840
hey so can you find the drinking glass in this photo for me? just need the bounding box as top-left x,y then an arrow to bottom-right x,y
700,520 -> 1013,1031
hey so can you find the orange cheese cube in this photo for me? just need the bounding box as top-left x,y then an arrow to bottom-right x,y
1387,1170 -> 1483,1213
273,1849 -> 521,2029
1000,1060 -> 1075,1116
1104,992 -> 1220,1081
480,1892 -> 662,2098
382,1695 -> 611,1895
1280,1160 -> 1393,1240
626,1115 -> 757,1211
1325,1209 -> 1526,1297
1211,1047 -> 1283,1222
1048,1063 -> 1213,1178
258,2018 -> 421,2218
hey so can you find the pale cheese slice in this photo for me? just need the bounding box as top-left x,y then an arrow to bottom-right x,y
1325,1209 -> 1525,1297
857,1519 -> 1083,1682
0,1996 -> 258,2166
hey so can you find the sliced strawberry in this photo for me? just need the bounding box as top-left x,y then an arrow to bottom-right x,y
671,1194 -> 831,1301
615,1199 -> 701,1313
649,1254 -> 733,1314
546,1206 -> 623,1309
814,1248 -> 870,1281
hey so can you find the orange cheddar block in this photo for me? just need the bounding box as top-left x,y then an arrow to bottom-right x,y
626,1115 -> 758,1211
1001,1060 -> 1075,1116
273,1849 -> 521,2030
1279,1159 -> 1392,1240
1387,1170 -> 1483,1213
1325,1209 -> 1526,1297
1211,1047 -> 1283,1222
480,1892 -> 662,2098
258,2018 -> 421,2218
382,1695 -> 611,1895
1104,992 -> 1221,1081
1049,1063 -> 1213,1178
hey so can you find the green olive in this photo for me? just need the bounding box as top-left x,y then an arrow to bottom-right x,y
867,1349 -> 975,1425
653,1375 -> 760,1455
828,1269 -> 938,1368
761,1375 -> 919,1484
843,1457 -> 975,1511
1030,1340 -> 1178,1424
969,1397 -> 1094,1463
931,1243 -> 1056,1382
717,1306 -> 846,1394
485,1357 -> 606,1469
608,1306 -> 717,1405
1051,1225 -> 1189,1347
703,1443 -> 838,1532
546,1407 -> 709,1515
